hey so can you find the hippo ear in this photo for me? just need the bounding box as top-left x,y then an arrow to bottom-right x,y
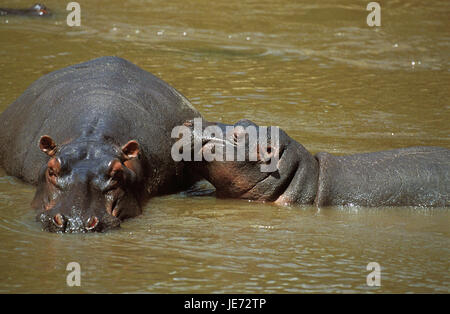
121,140 -> 140,159
39,135 -> 58,156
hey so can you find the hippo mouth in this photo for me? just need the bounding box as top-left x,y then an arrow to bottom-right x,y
237,145 -> 297,202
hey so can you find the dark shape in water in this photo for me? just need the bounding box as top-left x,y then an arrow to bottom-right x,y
0,3 -> 50,16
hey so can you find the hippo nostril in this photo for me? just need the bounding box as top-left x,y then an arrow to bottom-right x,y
86,216 -> 99,230
53,213 -> 65,228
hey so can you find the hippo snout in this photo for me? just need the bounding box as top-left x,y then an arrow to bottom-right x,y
37,211 -> 121,233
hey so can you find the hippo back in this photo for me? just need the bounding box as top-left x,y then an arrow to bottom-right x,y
0,56 -> 201,193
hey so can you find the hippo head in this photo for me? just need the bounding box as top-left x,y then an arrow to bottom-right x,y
32,135 -> 143,233
188,119 -> 289,200
188,119 -> 318,204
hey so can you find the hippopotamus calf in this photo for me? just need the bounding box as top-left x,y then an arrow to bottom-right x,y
186,119 -> 449,207
0,3 -> 50,16
0,56 -> 201,232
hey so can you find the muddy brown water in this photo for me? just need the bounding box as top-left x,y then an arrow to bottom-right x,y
0,0 -> 449,293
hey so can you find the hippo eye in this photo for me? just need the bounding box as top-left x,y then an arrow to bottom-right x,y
257,145 -> 278,163
107,160 -> 124,185
47,166 -> 60,185
47,158 -> 61,183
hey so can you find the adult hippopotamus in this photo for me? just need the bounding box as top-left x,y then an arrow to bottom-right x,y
184,119 -> 449,207
0,3 -> 50,16
0,56 -> 201,232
